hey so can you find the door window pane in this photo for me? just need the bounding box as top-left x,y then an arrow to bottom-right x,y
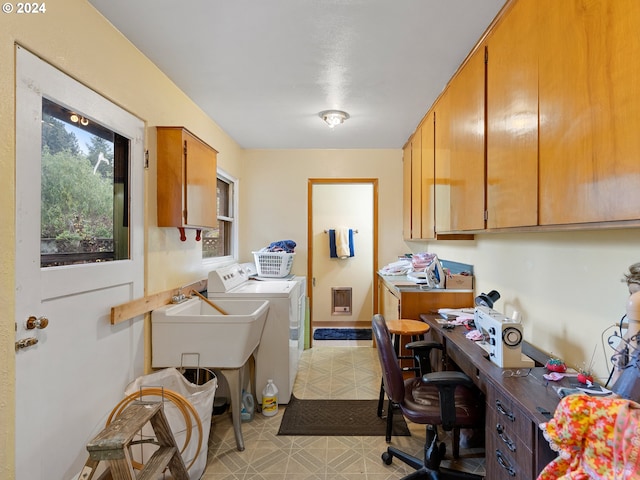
40,98 -> 129,267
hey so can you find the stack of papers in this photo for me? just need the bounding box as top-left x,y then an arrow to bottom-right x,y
437,308 -> 475,323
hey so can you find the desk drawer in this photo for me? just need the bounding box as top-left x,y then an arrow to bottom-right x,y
487,387 -> 534,444
486,404 -> 534,479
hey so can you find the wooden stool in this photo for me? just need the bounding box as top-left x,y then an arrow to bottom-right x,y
377,318 -> 430,423
386,319 -> 431,355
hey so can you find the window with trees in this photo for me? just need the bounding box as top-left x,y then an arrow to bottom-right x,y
40,98 -> 130,267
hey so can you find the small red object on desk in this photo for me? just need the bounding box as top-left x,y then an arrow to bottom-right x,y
545,358 -> 567,373
577,372 -> 594,385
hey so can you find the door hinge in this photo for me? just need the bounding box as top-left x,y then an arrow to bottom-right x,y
144,150 -> 149,169
484,210 -> 488,221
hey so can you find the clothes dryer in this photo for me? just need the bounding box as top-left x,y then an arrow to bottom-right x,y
208,263 -> 301,403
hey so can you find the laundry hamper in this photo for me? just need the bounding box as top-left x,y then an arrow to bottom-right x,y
252,251 -> 295,277
123,367 -> 217,479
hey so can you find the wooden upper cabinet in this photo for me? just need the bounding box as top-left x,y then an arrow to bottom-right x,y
434,90 -> 452,234
486,0 -> 539,229
421,113 -> 436,239
538,0 -> 640,225
402,141 -> 412,240
157,127 -> 218,231
448,47 -> 486,231
410,128 -> 422,239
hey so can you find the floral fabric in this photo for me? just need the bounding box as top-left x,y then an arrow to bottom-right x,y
538,394 -> 640,479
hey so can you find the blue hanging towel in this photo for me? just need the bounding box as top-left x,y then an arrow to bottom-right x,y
329,229 -> 354,258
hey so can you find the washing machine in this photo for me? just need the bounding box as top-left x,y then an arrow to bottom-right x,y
208,263 -> 301,403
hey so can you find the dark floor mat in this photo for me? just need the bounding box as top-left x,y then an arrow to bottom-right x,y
313,328 -> 372,341
277,396 -> 410,436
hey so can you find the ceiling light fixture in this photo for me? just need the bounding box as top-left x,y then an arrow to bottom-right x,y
319,110 -> 349,128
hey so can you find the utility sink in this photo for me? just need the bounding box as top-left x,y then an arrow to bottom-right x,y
151,298 -> 269,369
152,297 -> 269,452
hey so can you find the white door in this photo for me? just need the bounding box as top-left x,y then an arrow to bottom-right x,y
15,47 -> 145,479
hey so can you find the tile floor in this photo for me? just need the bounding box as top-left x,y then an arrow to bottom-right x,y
202,343 -> 485,479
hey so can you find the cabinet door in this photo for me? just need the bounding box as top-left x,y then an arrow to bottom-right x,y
380,282 -> 400,321
486,0 -> 539,228
183,131 -> 217,228
421,113 -> 436,239
434,91 -> 452,233
411,129 -> 422,238
448,47 -> 486,231
539,0 -> 640,224
402,142 -> 412,240
157,127 -> 217,230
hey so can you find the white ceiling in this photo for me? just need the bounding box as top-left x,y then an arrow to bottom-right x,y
88,0 -> 507,149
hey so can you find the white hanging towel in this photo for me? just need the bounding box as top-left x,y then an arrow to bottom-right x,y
329,229 -> 354,258
335,227 -> 351,258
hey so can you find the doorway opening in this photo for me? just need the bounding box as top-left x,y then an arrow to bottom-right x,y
307,178 -> 379,347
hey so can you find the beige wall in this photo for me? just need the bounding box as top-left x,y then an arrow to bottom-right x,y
240,149 -> 405,272
411,229 -> 640,382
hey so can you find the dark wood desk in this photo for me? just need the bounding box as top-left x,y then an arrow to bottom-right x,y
421,314 -> 563,480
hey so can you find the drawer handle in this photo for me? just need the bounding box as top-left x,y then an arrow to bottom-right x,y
496,399 -> 516,421
496,449 -> 516,477
496,423 -> 516,452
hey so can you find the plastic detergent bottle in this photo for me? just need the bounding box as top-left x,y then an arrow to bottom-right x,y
261,379 -> 279,417
240,390 -> 255,422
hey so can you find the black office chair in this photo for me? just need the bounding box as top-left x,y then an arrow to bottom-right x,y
372,314 -> 484,479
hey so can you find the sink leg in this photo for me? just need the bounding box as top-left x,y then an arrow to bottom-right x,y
249,353 -> 257,407
222,368 -> 244,451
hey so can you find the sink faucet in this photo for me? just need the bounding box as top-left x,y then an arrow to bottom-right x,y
171,286 -> 191,304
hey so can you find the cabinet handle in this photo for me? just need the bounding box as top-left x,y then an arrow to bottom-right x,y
496,399 -> 516,421
495,449 -> 516,477
496,423 -> 516,452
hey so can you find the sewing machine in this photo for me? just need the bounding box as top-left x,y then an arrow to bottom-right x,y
474,306 -> 534,368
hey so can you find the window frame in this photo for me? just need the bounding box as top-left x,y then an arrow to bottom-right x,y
202,167 -> 238,267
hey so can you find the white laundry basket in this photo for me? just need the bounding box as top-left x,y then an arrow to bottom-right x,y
252,251 -> 295,277
123,368 -> 217,479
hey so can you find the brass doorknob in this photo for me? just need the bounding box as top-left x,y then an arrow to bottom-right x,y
26,316 -> 49,330
15,337 -> 38,351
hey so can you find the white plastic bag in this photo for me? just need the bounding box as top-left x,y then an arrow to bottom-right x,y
123,367 -> 217,479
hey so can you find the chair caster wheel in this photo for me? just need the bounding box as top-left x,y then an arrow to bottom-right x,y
382,451 -> 393,465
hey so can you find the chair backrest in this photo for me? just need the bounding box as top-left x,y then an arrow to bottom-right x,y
372,314 -> 406,404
